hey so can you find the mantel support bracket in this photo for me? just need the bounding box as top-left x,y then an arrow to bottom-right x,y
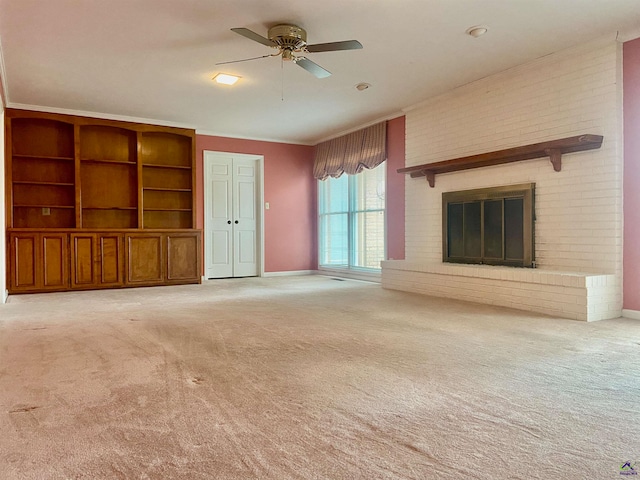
425,171 -> 435,188
545,148 -> 562,172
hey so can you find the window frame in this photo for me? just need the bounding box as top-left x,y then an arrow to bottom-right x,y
318,165 -> 386,272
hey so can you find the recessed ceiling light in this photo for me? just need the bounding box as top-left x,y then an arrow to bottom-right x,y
213,73 -> 240,85
355,82 -> 371,91
466,26 -> 488,38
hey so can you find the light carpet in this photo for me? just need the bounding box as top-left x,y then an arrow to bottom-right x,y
0,275 -> 639,479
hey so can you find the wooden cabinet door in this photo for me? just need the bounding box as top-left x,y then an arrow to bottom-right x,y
166,232 -> 201,282
10,233 -> 39,291
71,233 -> 124,288
125,233 -> 164,285
41,233 -> 69,289
70,234 -> 97,288
98,234 -> 124,286
9,232 -> 68,292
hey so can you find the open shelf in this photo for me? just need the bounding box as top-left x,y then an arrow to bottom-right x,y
12,157 -> 75,185
140,132 -> 192,168
11,117 -> 74,159
82,209 -> 137,229
144,208 -> 192,212
142,163 -> 191,170
143,187 -> 192,192
14,204 -> 74,209
13,181 -> 74,186
398,134 -> 604,187
13,206 -> 75,229
143,210 -> 192,229
81,158 -> 137,165
13,182 -> 75,208
13,154 -> 74,161
83,207 -> 137,210
80,125 -> 137,164
142,166 -> 191,191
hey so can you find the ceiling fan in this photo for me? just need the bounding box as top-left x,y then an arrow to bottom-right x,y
217,24 -> 363,78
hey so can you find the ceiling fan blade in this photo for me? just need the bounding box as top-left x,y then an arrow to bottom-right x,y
216,53 -> 279,66
294,57 -> 331,79
306,40 -> 363,53
230,28 -> 276,47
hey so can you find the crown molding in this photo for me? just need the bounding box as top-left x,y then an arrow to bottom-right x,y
618,26 -> 640,43
195,129 -> 313,146
313,111 -> 404,145
6,103 -> 198,130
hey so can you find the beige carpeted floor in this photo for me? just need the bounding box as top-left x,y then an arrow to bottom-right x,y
0,275 -> 639,479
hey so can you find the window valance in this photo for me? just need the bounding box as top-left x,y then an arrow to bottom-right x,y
313,122 -> 387,180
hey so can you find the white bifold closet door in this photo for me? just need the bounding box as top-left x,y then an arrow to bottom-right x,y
204,152 -> 260,278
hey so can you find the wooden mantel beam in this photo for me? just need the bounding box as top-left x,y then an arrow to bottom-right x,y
397,134 -> 603,187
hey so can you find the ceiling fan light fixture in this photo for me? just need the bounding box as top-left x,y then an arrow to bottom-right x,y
226,24 -> 363,79
213,73 -> 240,85
466,26 -> 488,38
282,49 -> 294,61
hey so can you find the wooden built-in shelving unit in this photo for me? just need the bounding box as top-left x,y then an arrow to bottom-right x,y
398,134 -> 604,187
4,108 -> 201,294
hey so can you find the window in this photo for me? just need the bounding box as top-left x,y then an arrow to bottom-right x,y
319,163 -> 386,270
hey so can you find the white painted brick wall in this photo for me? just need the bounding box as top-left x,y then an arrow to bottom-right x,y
392,37 -> 623,319
382,260 -> 617,321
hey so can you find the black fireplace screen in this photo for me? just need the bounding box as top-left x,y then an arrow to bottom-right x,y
442,183 -> 534,267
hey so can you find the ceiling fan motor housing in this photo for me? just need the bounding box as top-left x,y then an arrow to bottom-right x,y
268,24 -> 307,50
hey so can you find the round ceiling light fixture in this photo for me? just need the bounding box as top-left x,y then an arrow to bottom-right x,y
355,82 -> 371,91
466,26 -> 488,38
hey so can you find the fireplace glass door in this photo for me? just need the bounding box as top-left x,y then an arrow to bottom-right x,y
443,183 -> 534,267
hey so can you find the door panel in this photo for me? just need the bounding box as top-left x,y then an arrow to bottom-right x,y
99,235 -> 123,285
232,158 -> 258,278
212,231 -> 230,264
167,234 -> 200,281
12,234 -> 37,290
126,234 -> 164,284
71,234 -> 96,287
205,156 -> 234,278
42,234 -> 68,288
237,230 -> 256,264
212,180 -> 230,218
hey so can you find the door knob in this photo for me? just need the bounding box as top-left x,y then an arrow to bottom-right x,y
235,220 -> 239,224
227,220 -> 231,224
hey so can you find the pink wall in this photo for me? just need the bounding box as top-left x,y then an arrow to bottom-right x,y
624,38 -> 640,311
196,135 -> 317,273
386,116 -> 406,260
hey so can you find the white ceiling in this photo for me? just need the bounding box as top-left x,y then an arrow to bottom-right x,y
0,0 -> 639,145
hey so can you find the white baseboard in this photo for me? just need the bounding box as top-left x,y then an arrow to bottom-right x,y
622,309 -> 640,320
2,289 -> 7,304
263,270 -> 317,277
318,268 -> 381,284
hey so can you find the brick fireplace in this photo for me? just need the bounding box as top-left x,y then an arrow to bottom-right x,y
382,37 -> 623,321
